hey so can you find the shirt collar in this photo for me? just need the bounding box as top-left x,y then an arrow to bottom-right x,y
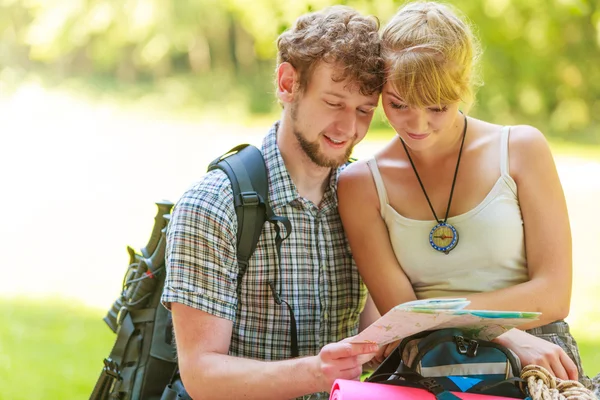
261,121 -> 343,211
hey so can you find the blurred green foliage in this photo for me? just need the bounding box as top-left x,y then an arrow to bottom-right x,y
1,0 -> 599,142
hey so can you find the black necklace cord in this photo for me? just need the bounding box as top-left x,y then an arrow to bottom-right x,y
441,115 -> 468,222
400,114 -> 468,224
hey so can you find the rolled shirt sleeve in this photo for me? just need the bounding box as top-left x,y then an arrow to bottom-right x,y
161,170 -> 240,322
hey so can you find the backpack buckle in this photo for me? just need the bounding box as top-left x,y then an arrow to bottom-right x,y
420,377 -> 444,394
103,358 -> 121,379
467,340 -> 479,357
455,336 -> 468,355
117,306 -> 128,325
239,191 -> 260,206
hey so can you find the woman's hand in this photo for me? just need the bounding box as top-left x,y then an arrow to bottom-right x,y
361,340 -> 399,372
373,340 -> 400,365
494,329 -> 578,381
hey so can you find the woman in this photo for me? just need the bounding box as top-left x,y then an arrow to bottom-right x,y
338,1 -> 594,388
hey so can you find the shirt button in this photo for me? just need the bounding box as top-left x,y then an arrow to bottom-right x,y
323,312 -> 329,320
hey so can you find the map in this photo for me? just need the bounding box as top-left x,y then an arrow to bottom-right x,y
351,298 -> 541,346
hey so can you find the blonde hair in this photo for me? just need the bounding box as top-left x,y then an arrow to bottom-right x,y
382,1 -> 482,110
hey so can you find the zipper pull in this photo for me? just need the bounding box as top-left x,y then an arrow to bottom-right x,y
454,336 -> 468,354
467,339 -> 479,357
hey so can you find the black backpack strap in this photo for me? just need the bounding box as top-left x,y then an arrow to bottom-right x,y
419,378 -> 464,400
370,369 -> 463,400
208,144 -> 296,357
90,311 -> 136,399
160,370 -> 193,400
208,144 -> 268,284
158,144 -> 304,399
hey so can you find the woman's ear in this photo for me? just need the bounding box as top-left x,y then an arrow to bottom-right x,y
276,62 -> 297,104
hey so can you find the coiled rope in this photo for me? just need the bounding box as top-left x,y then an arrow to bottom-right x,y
520,365 -> 597,400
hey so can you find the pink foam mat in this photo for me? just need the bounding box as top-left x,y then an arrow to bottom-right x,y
329,379 -> 520,400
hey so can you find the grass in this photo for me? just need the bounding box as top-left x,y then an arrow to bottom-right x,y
0,298 -> 113,399
579,338 -> 600,378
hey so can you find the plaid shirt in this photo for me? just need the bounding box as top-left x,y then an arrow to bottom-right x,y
162,122 -> 367,364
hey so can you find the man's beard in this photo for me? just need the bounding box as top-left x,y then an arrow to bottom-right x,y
290,101 -> 355,168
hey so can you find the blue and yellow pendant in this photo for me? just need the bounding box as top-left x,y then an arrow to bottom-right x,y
429,222 -> 459,254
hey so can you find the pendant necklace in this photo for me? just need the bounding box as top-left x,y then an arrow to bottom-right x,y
400,114 -> 467,255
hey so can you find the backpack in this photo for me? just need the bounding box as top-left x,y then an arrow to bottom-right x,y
366,328 -> 525,399
90,144 -> 285,400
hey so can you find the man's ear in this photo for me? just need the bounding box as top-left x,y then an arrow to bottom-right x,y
276,62 -> 297,104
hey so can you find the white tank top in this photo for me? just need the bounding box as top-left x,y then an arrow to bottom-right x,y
367,126 -> 528,299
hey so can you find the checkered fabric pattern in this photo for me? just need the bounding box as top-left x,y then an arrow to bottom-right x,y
526,321 -> 595,390
162,122 -> 367,363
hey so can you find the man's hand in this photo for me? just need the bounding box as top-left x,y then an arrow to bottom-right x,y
495,329 -> 578,381
313,341 -> 379,392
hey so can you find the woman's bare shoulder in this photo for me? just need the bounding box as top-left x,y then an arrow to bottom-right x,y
507,124 -> 551,157
472,119 -> 548,153
506,125 -> 555,179
338,157 -> 381,204
339,157 -> 374,184
508,124 -> 547,143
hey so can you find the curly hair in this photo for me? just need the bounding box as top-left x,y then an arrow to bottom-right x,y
277,6 -> 384,96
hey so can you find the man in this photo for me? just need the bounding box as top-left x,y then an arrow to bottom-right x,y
161,6 -> 385,400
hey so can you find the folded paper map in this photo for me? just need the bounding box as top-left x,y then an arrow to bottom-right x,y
352,298 -> 541,346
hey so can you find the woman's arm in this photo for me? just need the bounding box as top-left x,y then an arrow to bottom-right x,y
339,160 -> 418,366
464,125 -> 572,328
467,125 -> 578,379
359,293 -> 381,333
338,160 -> 417,315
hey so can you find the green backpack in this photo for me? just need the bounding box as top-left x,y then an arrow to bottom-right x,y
90,144 -> 289,400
